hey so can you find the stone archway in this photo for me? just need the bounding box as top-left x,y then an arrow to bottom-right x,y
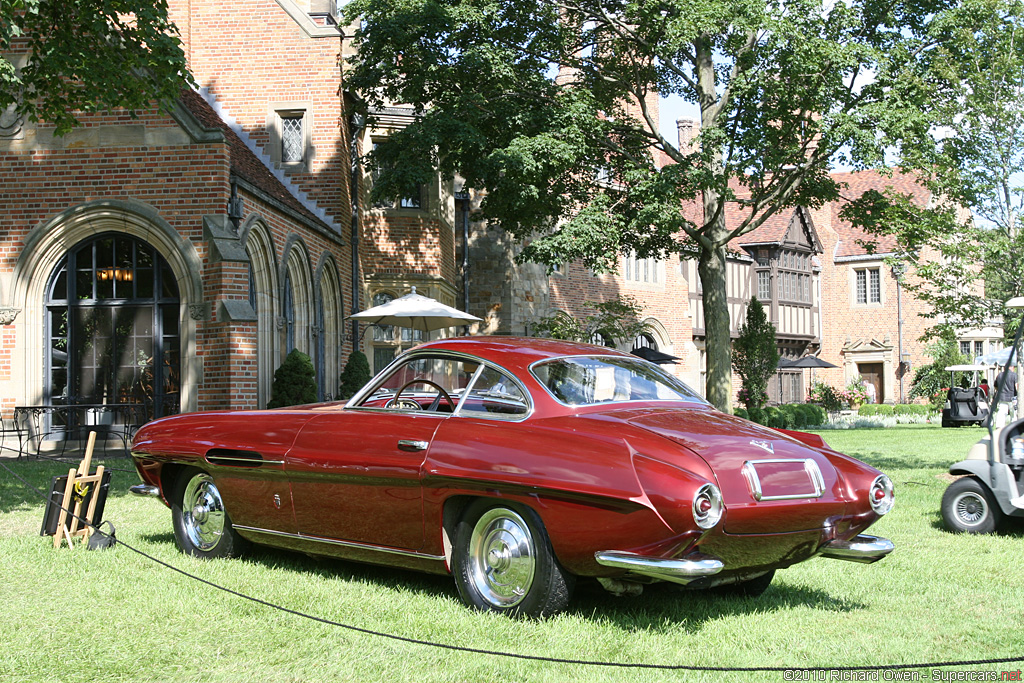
7,200 -> 204,414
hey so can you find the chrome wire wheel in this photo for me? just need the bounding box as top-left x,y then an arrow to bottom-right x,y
952,490 -> 989,528
181,473 -> 226,551
467,507 -> 537,608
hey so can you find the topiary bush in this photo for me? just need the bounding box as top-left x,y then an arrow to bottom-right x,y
338,350 -> 372,400
267,349 -> 318,408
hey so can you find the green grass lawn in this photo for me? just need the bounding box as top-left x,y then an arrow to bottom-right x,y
1,425 -> 1021,683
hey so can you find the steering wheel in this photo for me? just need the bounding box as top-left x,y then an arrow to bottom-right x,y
386,378 -> 455,413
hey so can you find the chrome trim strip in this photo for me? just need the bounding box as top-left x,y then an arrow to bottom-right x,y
818,534 -> 894,564
594,550 -> 724,585
205,455 -> 285,466
129,484 -> 160,497
233,525 -> 447,563
397,439 -> 429,452
742,458 -> 826,501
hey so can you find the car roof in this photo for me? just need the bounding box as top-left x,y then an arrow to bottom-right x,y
412,336 -> 634,371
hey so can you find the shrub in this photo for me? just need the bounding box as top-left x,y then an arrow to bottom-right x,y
736,403 -> 826,428
732,298 -> 779,413
859,404 -> 894,417
808,380 -> 843,415
338,350 -> 372,399
267,349 -> 318,408
910,336 -> 969,410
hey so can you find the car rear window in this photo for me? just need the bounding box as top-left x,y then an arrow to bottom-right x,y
531,356 -> 706,407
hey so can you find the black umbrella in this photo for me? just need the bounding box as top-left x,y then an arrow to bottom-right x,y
789,355 -> 838,369
788,355 -> 838,388
777,357 -> 796,368
632,347 -> 681,365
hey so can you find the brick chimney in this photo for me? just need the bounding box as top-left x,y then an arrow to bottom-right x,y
677,118 -> 699,155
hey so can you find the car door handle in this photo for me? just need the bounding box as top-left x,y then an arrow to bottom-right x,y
398,439 -> 429,452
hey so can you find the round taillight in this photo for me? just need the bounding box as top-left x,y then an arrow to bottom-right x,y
869,475 -> 894,515
692,483 -> 723,530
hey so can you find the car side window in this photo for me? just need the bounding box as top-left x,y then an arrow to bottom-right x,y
360,355 -> 476,412
459,366 -> 529,420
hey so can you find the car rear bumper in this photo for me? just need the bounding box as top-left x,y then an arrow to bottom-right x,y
593,533 -> 893,584
593,550 -> 724,585
817,534 -> 894,564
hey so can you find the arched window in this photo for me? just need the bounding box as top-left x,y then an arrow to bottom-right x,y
283,268 -> 295,354
45,233 -> 181,420
589,331 -> 614,347
632,334 -> 658,352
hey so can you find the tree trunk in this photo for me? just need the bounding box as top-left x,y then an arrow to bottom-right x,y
700,241 -> 732,412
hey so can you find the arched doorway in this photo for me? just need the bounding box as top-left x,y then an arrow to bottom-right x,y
45,233 -> 181,421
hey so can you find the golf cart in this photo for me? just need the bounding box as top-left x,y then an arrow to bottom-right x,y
940,298 -> 1024,533
940,365 -> 990,428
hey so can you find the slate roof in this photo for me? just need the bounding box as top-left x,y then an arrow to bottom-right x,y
178,89 -> 331,231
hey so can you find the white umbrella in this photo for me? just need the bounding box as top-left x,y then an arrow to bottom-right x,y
347,287 -> 482,333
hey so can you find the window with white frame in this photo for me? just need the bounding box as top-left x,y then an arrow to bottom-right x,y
624,252 -> 659,283
757,270 -> 771,300
778,249 -> 811,303
855,267 -> 881,305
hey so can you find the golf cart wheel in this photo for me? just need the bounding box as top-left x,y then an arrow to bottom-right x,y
941,477 -> 1002,534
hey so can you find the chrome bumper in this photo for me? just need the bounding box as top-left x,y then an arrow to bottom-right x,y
594,550 -> 724,585
129,484 -> 160,498
818,534 -> 894,564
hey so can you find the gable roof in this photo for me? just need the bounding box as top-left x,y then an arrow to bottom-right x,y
178,88 -> 333,232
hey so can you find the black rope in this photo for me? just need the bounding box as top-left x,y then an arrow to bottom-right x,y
1,458 -> 1021,672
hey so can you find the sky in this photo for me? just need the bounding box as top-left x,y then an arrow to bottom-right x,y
659,94 -> 700,145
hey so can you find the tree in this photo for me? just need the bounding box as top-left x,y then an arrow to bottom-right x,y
843,0 -> 1024,338
530,295 -> 649,346
267,349 -> 318,408
732,298 -> 779,413
344,0 -> 962,411
909,336 -> 970,410
338,350 -> 372,400
1,0 -> 192,135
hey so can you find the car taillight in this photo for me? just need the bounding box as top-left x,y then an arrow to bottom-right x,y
692,483 -> 723,529
869,475 -> 894,515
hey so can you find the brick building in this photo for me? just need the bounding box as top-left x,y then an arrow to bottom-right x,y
0,0 -> 461,446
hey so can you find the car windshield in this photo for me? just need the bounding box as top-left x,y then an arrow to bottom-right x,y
531,356 -> 707,407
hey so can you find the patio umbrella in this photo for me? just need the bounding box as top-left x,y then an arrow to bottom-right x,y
789,355 -> 839,369
347,287 -> 482,333
632,347 -> 681,365
789,355 -> 838,387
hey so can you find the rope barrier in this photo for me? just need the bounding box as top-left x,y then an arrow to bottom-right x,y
1,458 -> 1022,672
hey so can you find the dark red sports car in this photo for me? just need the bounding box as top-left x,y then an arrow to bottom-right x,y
130,337 -> 894,617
